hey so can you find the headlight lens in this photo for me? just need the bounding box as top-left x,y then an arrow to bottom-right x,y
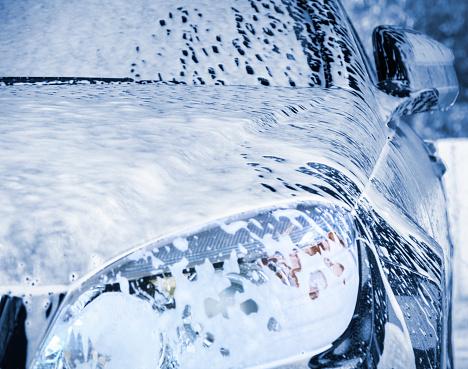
33,201 -> 359,369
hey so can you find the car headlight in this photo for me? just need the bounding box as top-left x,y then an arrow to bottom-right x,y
32,201 -> 359,369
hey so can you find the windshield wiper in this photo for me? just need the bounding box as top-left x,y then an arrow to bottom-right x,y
0,77 -> 134,85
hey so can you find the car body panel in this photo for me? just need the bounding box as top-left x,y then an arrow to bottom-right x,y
0,0 -> 454,367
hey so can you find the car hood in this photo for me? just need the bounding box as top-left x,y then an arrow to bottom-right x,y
0,84 -> 388,287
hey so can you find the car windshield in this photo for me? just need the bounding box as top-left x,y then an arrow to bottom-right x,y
0,0 -> 369,89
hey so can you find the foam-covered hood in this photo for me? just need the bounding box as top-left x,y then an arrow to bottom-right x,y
0,84 -> 387,286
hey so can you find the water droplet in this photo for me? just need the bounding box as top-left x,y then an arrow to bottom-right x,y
267,317 -> 281,332
220,347 -> 230,356
203,332 -> 215,348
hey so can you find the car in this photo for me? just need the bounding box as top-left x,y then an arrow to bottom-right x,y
0,0 -> 459,368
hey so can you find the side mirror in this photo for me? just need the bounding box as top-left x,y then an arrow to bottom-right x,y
373,26 -> 458,115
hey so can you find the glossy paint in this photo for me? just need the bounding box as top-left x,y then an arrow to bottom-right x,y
0,0 -> 454,368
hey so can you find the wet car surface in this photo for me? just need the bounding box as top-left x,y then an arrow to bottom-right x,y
0,0 -> 458,368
